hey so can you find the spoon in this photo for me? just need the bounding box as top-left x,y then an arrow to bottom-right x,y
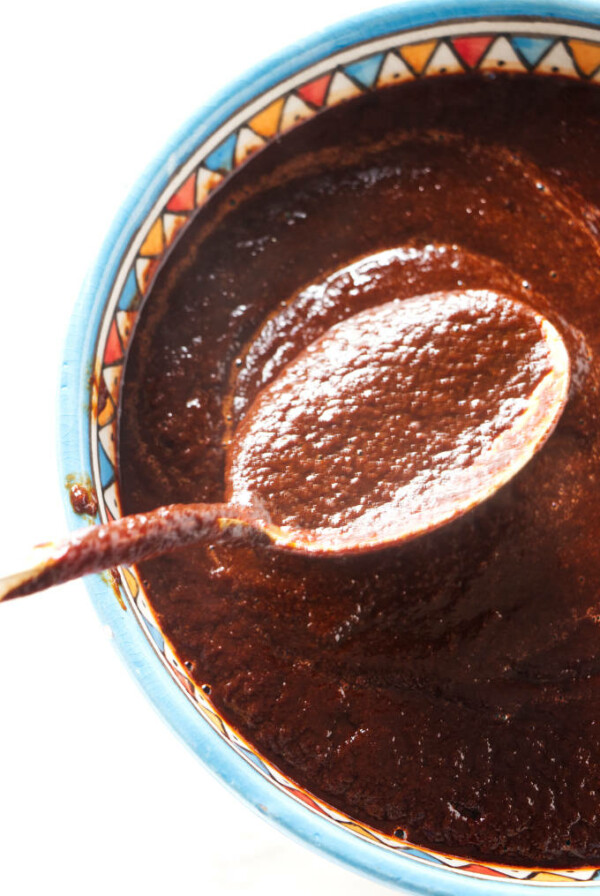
0,289 -> 569,603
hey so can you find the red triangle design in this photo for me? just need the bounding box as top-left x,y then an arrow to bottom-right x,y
298,74 -> 332,107
451,36 -> 494,68
292,789 -> 321,810
166,171 -> 197,212
104,319 -> 123,366
171,666 -> 194,694
463,864 -> 507,878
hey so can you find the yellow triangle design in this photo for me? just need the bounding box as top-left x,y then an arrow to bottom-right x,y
530,872 -> 572,882
569,39 -> 600,76
343,821 -> 379,842
98,389 -> 115,428
139,217 -> 164,257
249,97 -> 285,137
121,566 -> 139,598
400,40 -> 438,74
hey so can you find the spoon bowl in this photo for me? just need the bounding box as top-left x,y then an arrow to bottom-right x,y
227,287 -> 570,553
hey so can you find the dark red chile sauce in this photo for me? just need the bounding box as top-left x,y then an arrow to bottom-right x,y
227,288 -> 559,551
119,75 -> 600,867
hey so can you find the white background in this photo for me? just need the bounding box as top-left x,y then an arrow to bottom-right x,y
0,1 -> 398,895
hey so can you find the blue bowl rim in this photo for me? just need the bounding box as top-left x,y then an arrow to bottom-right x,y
59,2 -> 600,892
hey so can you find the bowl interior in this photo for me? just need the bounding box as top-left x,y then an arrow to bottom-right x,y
66,8 -> 600,892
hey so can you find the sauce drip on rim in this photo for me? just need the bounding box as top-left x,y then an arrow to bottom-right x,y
227,285 -> 569,552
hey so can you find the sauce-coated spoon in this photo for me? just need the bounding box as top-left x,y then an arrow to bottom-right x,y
0,289 -> 570,602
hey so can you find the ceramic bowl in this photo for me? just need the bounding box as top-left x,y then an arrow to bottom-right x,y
59,2 -> 600,892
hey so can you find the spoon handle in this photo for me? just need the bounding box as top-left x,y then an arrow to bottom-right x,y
0,503 -> 265,603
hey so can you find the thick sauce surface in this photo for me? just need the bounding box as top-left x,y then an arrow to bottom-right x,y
119,76 -> 600,867
228,287 -> 564,551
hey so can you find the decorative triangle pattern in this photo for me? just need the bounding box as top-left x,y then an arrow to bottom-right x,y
103,482 -> 121,520
97,388 -> 115,428
424,41 -> 464,76
463,864 -> 506,878
163,212 -> 188,247
480,36 -> 528,73
569,38 -> 600,76
377,51 -> 413,86
121,566 -> 139,599
92,19 -> 600,887
98,422 -> 116,465
297,74 -> 331,107
531,872 -> 575,882
204,132 -> 237,172
144,618 -> 165,651
166,171 -> 196,212
536,40 -> 579,77
486,865 -> 531,879
98,440 -> 115,488
139,217 -> 164,257
103,364 -> 122,405
234,126 -> 266,166
249,97 -> 285,136
196,166 -> 223,205
135,256 -> 157,294
326,70 -> 363,106
118,268 -> 138,311
104,319 -> 123,366
558,868 -> 598,880
279,93 -> 314,131
451,36 -> 493,68
116,310 -> 136,348
343,53 -> 384,88
511,35 -> 554,67
400,39 -> 437,74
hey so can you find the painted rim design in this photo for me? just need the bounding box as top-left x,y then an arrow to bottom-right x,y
60,5 -> 600,893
